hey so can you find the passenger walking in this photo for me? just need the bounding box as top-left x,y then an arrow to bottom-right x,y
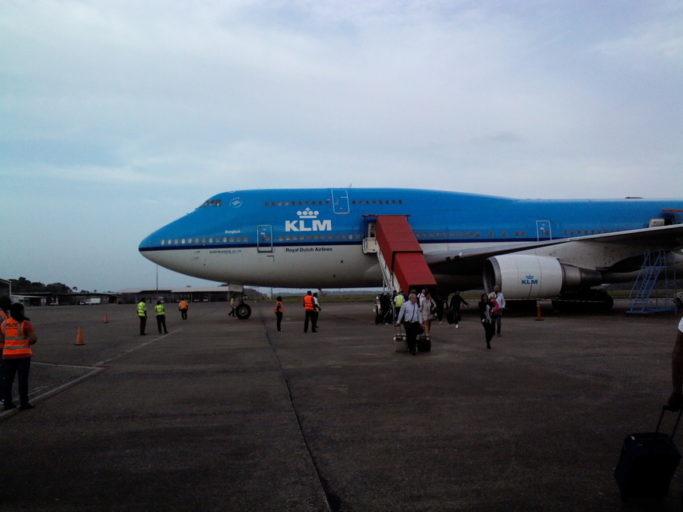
1,303 -> 37,410
228,295 -> 237,317
137,298 -> 147,335
478,293 -> 495,349
313,293 -> 322,331
493,285 -> 506,336
178,299 -> 189,320
396,293 -> 423,355
274,296 -> 284,332
448,291 -> 469,328
667,315 -> 683,410
155,300 -> 169,334
419,290 -> 436,338
379,293 -> 392,324
303,291 -> 317,333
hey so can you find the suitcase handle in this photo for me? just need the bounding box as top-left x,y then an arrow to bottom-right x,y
656,406 -> 683,438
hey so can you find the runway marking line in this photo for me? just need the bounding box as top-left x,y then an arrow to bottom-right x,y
0,330 -> 178,419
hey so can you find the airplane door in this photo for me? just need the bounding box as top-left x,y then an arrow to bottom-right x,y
331,189 -> 350,214
536,220 -> 552,241
257,225 -> 273,253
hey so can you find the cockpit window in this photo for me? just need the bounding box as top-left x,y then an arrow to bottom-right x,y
199,199 -> 222,208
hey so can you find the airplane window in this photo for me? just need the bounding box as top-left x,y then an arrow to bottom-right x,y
398,200 -> 403,204
285,236 -> 291,241
306,235 -> 312,240
278,236 -> 283,241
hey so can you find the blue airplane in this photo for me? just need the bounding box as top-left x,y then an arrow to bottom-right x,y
139,188 -> 683,313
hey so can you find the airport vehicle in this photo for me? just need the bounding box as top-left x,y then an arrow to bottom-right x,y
139,188 -> 683,316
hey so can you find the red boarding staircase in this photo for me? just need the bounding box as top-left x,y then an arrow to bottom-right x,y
374,215 -> 437,292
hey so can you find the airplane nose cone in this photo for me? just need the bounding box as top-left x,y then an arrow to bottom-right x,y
138,231 -> 164,265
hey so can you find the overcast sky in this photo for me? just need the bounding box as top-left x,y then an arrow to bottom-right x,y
1,0 -> 682,292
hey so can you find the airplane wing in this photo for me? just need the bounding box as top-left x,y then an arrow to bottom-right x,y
425,224 -> 683,273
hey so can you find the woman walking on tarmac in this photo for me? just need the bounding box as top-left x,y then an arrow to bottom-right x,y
0,303 -> 37,410
478,293 -> 495,349
419,290 -> 436,338
274,296 -> 284,332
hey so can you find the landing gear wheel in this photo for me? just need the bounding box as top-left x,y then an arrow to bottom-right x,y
235,303 -> 252,320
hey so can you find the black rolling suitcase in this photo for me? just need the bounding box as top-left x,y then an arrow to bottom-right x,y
614,406 -> 682,499
417,334 -> 431,352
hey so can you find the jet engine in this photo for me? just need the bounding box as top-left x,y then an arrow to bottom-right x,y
483,255 -> 602,299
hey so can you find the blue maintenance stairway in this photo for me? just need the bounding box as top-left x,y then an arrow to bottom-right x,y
626,249 -> 677,314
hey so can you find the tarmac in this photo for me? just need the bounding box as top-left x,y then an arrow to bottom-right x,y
1,300 -> 682,511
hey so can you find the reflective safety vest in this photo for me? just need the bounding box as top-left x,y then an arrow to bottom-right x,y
179,300 -> 188,310
274,301 -> 284,313
137,302 -> 147,317
394,295 -> 405,308
303,295 -> 315,311
155,304 -> 166,316
1,318 -> 33,359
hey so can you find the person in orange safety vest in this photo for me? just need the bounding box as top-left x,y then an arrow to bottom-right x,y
0,303 -> 37,410
178,299 -> 189,320
303,290 -> 317,333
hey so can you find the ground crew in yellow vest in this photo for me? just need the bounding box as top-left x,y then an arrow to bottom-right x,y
155,300 -> 169,334
137,298 -> 147,336
393,291 -> 405,322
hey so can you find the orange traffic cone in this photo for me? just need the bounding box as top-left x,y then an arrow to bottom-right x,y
535,301 -> 544,321
75,327 -> 85,345
103,314 -> 109,324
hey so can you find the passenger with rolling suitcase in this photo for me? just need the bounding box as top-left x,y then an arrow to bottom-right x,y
615,318 -> 683,499
395,293 -> 422,356
614,406 -> 682,499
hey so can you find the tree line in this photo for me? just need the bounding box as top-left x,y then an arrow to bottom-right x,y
7,277 -> 77,295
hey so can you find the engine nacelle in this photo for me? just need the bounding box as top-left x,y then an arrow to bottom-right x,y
483,255 -> 602,299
